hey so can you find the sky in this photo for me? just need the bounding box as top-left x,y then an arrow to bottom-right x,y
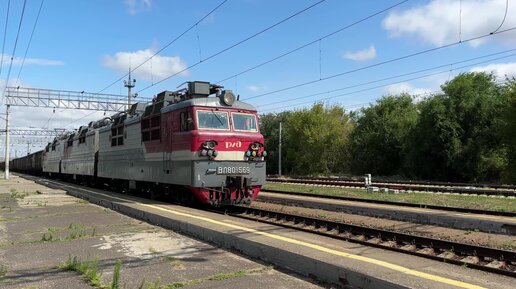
0,0 -> 516,157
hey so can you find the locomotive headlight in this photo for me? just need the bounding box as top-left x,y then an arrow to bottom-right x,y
202,140 -> 217,149
252,151 -> 257,157
220,90 -> 235,106
245,151 -> 252,157
250,142 -> 262,151
262,151 -> 267,157
200,149 -> 208,156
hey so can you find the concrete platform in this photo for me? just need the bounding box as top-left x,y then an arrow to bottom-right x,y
0,175 -> 323,289
259,192 -> 516,235
13,174 -> 516,289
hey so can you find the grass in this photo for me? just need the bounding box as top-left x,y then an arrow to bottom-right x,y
262,183 -> 516,212
59,256 -> 104,288
10,189 -> 29,200
111,260 -> 122,289
165,257 -> 184,268
59,256 -> 123,289
0,265 -> 7,280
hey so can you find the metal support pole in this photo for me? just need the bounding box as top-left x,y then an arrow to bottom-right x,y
278,121 -> 282,177
4,105 -> 10,179
124,69 -> 136,111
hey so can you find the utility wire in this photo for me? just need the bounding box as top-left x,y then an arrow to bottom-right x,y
491,0 -> 509,34
257,48 -> 516,109
259,52 -> 516,113
244,26 -> 516,101
1,0 -> 27,106
0,0 -> 11,78
66,0 -> 231,129
15,0 -> 44,87
137,0 -> 328,94
96,0 -> 229,94
215,0 -> 409,84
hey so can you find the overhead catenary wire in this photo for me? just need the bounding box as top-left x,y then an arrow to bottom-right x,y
259,52 -> 516,113
95,0 -> 229,95
1,0 -> 28,106
257,48 -> 516,109
14,0 -> 45,87
136,0 -> 328,94
66,0 -> 327,129
244,26 -> 516,101
491,0 -> 509,34
0,0 -> 11,78
64,0 -> 231,129
215,0 -> 409,84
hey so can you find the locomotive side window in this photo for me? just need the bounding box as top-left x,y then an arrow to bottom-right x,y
180,111 -> 194,131
111,125 -> 124,146
197,110 -> 229,130
232,113 -> 258,132
141,115 -> 161,141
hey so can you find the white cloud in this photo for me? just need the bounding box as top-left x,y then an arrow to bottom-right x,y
247,85 -> 266,92
385,82 -> 435,101
343,46 -> 376,61
102,49 -> 188,82
125,0 -> 152,15
382,0 -> 516,47
1,54 -> 64,66
470,62 -> 516,80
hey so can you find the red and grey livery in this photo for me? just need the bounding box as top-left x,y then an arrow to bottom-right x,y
13,81 -> 266,206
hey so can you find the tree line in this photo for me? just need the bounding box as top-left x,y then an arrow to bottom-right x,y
260,72 -> 516,183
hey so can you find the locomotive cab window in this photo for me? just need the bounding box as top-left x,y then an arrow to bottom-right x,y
180,111 -> 194,131
197,110 -> 229,130
232,113 -> 258,132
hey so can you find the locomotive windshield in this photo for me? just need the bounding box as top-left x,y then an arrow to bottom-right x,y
197,110 -> 229,130
232,113 -> 258,132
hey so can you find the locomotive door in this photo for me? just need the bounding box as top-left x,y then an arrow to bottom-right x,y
163,114 -> 173,174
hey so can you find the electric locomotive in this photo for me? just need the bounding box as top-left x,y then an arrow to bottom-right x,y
39,81 -> 266,206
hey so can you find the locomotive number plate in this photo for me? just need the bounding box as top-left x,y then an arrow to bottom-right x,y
217,166 -> 250,175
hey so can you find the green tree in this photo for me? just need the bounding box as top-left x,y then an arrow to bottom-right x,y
259,112 -> 289,175
349,94 -> 418,175
501,81 -> 516,182
281,103 -> 352,175
408,72 -> 506,181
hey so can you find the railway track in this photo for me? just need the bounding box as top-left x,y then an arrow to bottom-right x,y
260,189 -> 516,217
293,176 -> 516,190
267,178 -> 516,197
226,206 -> 516,278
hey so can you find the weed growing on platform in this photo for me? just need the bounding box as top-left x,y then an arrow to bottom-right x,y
66,223 -> 87,240
166,257 -> 185,268
0,265 -> 7,280
59,256 -> 124,289
110,260 -> 121,289
59,255 -> 103,288
10,190 -> 29,200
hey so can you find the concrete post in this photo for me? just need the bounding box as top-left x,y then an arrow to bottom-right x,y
4,105 -> 10,179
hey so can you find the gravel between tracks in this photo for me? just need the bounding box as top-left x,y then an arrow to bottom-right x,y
251,201 -> 516,251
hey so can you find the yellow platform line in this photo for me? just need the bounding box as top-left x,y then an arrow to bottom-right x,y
141,203 -> 486,289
